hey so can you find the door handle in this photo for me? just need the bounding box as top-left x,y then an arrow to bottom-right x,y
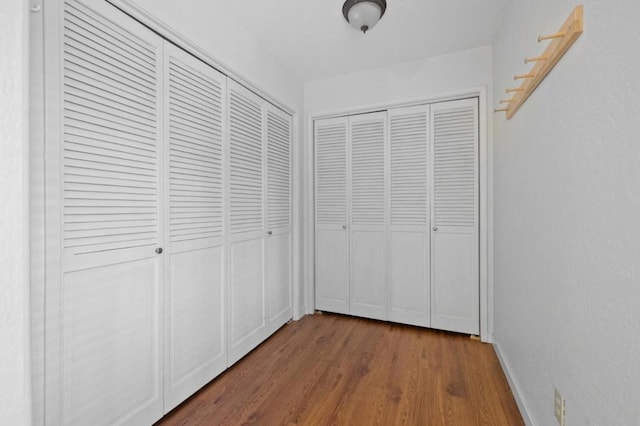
155,247 -> 163,254
267,230 -> 273,236
342,225 -> 348,230
432,227 -> 438,232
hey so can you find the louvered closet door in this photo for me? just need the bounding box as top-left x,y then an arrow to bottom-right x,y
430,98 -> 479,335
51,0 -> 164,424
314,117 -> 349,314
226,80 -> 267,365
163,43 -> 226,412
349,112 -> 387,320
388,105 -> 431,327
265,105 -> 293,336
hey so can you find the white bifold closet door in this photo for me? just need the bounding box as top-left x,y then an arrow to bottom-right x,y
226,81 -> 268,365
349,112 -> 387,320
388,105 -> 431,327
314,117 -> 349,313
265,106 -> 293,336
314,112 -> 388,321
314,99 -> 479,335
162,43 -> 226,412
48,0 -> 164,424
430,98 -> 479,335
46,0 -> 295,422
226,81 -> 292,364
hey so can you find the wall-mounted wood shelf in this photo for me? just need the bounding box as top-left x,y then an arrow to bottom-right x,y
496,5 -> 584,119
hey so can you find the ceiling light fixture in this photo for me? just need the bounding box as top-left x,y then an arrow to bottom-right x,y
342,0 -> 387,34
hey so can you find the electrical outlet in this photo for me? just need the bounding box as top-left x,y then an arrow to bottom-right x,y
554,388 -> 566,425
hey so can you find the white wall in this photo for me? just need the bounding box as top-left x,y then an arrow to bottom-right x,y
0,1 -> 31,425
492,1 -> 640,425
304,45 -> 492,114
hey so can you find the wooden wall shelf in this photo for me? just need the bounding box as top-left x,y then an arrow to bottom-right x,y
496,5 -> 584,119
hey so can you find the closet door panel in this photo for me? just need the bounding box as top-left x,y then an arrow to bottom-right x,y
389,232 -> 429,326
315,229 -> 349,313
314,118 -> 349,313
229,237 -> 265,366
62,260 -> 160,426
163,43 -> 226,412
430,99 -> 479,335
350,230 -> 386,320
227,81 -> 266,365
265,107 -> 293,335
432,232 -> 477,328
349,112 -> 387,320
166,248 -> 223,406
52,1 -> 164,424
388,105 -> 430,327
266,232 -> 291,333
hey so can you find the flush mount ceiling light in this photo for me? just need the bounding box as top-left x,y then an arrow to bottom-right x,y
342,0 -> 387,34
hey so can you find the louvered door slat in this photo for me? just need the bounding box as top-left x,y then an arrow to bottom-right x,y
169,63 -> 222,97
315,121 -> 347,225
64,119 -> 157,149
351,117 -> 385,226
64,46 -> 155,96
62,0 -> 160,259
65,142 -> 155,166
65,108 -> 155,138
65,2 -> 155,63
64,60 -> 155,105
64,30 -> 155,86
170,141 -> 221,159
267,111 -> 291,229
433,104 -> 478,228
167,56 -> 224,243
229,88 -> 263,235
390,111 -> 428,227
64,133 -> 155,158
65,84 -> 155,123
170,109 -> 220,134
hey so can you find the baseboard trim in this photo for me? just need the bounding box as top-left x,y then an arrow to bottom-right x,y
493,341 -> 537,426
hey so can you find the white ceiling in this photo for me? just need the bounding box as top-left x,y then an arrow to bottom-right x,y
216,0 -> 510,83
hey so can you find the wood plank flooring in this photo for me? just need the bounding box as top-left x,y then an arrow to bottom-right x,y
156,313 -> 523,425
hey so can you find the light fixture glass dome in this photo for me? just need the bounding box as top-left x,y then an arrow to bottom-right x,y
343,0 -> 387,34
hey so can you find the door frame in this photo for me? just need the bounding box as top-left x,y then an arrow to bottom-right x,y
305,86 -> 494,343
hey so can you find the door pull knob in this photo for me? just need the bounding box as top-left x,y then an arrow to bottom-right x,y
155,247 -> 163,254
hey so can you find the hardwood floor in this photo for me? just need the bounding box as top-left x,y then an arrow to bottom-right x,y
157,313 -> 523,426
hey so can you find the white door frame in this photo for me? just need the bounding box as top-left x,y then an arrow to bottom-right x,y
304,87 -> 494,343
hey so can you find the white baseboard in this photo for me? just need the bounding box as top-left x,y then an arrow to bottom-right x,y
493,341 -> 537,426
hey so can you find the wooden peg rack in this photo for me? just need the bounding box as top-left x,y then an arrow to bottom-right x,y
496,5 -> 584,119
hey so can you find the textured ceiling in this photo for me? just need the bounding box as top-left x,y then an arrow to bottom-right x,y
216,0 -> 510,83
